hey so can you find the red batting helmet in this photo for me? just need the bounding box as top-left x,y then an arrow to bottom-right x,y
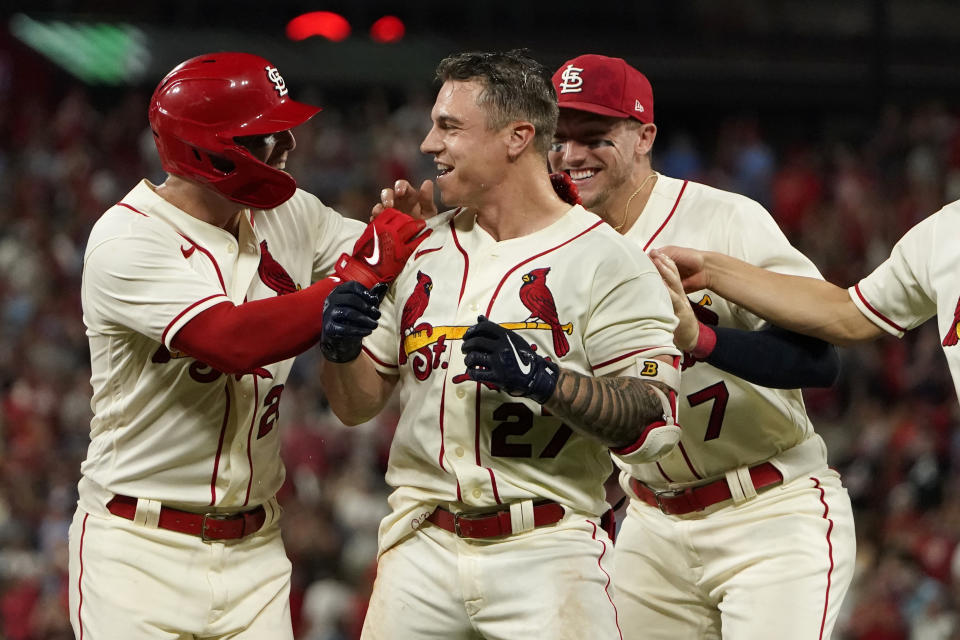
148,52 -> 320,209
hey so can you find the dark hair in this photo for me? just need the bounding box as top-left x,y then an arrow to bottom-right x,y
435,49 -> 558,156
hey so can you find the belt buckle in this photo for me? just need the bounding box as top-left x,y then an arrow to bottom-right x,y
200,512 -> 235,542
652,489 -> 675,512
452,508 -> 501,538
653,487 -> 698,514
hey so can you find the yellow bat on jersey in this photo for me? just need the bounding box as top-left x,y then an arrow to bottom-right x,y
403,321 -> 573,355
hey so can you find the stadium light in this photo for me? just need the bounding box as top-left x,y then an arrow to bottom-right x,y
286,12 -> 351,42
369,16 -> 405,43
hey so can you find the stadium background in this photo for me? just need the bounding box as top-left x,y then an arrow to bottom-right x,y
1,1 -> 960,637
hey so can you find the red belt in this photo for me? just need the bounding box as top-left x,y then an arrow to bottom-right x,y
106,494 -> 267,542
630,462 -> 783,515
426,501 -> 565,539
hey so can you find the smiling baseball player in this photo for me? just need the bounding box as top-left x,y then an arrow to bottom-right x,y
69,52 -> 427,639
549,54 -> 856,640
319,50 -> 682,640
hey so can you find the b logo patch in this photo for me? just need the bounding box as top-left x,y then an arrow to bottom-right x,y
640,361 -> 659,377
265,65 -> 288,97
558,64 -> 584,94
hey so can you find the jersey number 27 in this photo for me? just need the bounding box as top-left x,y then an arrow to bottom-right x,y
490,402 -> 573,458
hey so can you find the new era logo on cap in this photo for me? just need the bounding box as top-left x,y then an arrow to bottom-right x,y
552,54 -> 654,123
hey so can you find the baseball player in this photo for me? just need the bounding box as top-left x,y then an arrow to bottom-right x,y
319,50 -> 682,640
69,52 -> 427,639
548,54 -> 856,639
657,198 -> 960,403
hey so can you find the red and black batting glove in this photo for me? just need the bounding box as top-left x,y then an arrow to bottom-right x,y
461,316 -> 560,404
320,282 -> 387,363
334,208 -> 431,288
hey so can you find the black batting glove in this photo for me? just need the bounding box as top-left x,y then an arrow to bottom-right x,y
320,282 -> 387,363
461,316 -> 560,404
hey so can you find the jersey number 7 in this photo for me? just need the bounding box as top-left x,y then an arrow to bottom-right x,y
686,381 -> 729,441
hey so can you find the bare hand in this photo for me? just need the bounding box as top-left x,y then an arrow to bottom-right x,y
654,246 -> 710,292
371,179 -> 438,221
650,250 -> 700,352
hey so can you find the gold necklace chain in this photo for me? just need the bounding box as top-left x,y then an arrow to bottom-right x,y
613,172 -> 657,232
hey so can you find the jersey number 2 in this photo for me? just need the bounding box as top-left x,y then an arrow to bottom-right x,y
257,385 -> 285,439
686,381 -> 729,441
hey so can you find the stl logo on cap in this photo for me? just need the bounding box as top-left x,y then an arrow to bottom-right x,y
265,65 -> 288,97
558,64 -> 585,94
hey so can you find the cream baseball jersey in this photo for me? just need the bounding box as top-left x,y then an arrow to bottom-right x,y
362,205 -> 680,554
852,201 -> 960,399
619,174 -> 829,489
80,180 -> 363,510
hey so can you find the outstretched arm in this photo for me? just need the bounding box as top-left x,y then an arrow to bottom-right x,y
693,325 -> 839,388
651,247 -> 885,346
652,248 -> 840,388
173,209 -> 428,374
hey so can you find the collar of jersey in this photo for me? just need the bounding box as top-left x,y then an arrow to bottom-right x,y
125,179 -> 257,245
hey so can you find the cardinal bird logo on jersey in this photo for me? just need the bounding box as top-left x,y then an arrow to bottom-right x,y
399,271 -> 434,365
519,267 -> 570,358
258,240 -> 300,295
943,296 -> 960,347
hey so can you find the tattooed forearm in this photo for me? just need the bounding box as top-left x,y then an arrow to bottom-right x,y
543,370 -> 669,448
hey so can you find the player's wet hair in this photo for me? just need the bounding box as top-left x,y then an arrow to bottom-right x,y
436,49 -> 558,156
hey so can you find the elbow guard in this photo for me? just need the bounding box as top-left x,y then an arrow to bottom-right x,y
611,357 -> 682,464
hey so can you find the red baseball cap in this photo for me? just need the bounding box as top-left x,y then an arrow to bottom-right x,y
552,54 -> 654,123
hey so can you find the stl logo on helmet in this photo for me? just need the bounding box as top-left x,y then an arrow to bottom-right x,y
264,65 -> 288,97
558,65 -> 584,94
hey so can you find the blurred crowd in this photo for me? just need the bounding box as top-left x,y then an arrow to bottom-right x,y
3,48 -> 960,640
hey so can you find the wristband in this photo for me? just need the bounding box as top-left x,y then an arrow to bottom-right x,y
689,322 -> 717,359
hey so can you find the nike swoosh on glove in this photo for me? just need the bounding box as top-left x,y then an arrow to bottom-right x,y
334,208 -> 431,288
461,315 -> 559,404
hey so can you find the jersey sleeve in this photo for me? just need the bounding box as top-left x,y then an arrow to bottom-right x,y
585,251 -> 681,377
361,284 -> 402,375
307,194 -> 366,281
722,198 -> 823,329
82,233 -> 230,349
850,214 -> 937,337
